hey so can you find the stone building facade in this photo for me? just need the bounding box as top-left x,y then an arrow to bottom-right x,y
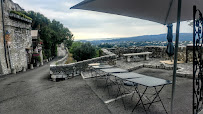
0,0 -> 32,74
31,30 -> 43,66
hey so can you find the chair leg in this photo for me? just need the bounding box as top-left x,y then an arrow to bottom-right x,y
114,79 -> 127,110
132,87 -> 148,113
147,86 -> 165,109
131,91 -> 136,101
104,75 -> 111,97
121,89 -> 126,110
154,87 -> 168,114
116,82 -> 122,98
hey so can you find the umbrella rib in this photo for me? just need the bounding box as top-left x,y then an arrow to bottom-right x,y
70,0 -> 96,9
164,0 -> 175,24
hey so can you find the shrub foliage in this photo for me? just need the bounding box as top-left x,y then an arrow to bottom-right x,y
70,42 -> 98,61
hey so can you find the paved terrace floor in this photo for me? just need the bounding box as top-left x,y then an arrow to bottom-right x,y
0,62 -> 110,114
0,58 -> 193,114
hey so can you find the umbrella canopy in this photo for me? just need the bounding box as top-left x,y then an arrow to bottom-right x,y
166,24 -> 174,57
71,0 -> 202,113
71,0 -> 203,25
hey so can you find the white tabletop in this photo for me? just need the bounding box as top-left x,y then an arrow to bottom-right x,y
101,68 -> 128,73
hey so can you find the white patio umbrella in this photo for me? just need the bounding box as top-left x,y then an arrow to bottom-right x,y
71,0 -> 203,113
71,0 -> 203,24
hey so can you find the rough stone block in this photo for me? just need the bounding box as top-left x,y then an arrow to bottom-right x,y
37,63 -> 40,67
30,64 -> 33,69
11,69 -> 16,74
165,67 -> 171,70
177,73 -> 185,77
51,74 -> 68,82
185,74 -> 193,79
152,65 -> 157,69
22,67 -> 26,72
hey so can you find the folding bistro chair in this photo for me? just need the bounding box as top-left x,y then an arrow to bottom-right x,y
112,72 -> 145,109
91,64 -> 114,81
126,76 -> 172,113
100,68 -> 129,96
88,63 -> 101,77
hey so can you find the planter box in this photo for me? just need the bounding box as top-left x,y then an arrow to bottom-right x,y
9,13 -> 32,23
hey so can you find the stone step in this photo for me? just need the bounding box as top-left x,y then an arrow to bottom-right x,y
51,75 -> 68,82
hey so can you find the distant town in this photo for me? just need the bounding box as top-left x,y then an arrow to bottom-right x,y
79,33 -> 193,48
96,41 -> 193,48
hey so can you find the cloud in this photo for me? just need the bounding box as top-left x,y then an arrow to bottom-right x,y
13,0 -> 192,40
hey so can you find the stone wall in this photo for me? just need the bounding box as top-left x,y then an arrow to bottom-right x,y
50,49 -> 116,76
101,48 -> 115,55
0,0 -> 32,74
108,46 -> 192,62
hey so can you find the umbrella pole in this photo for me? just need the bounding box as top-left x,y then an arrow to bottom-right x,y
171,0 -> 182,113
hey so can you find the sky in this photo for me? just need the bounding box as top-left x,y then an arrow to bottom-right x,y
13,0 -> 193,40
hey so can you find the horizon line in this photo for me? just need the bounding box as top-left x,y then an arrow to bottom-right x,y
75,32 -> 192,41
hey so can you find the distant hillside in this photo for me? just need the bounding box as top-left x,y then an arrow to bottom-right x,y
79,33 -> 192,45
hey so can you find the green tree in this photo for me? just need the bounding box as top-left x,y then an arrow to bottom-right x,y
23,11 -> 73,58
70,42 -> 97,61
98,43 -> 114,48
70,42 -> 82,53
